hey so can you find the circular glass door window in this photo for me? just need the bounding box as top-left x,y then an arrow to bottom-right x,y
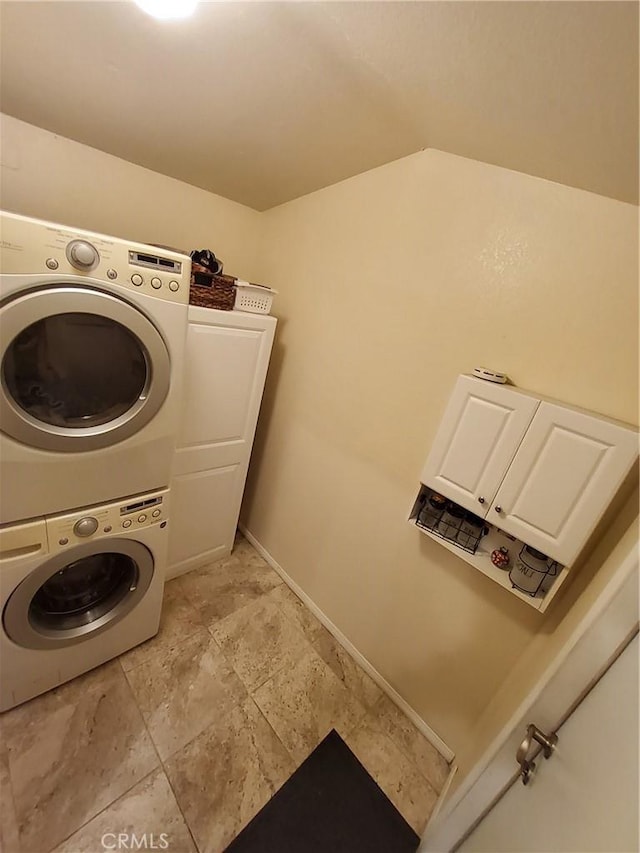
29,552 -> 138,633
2,313 -> 148,428
3,540 -> 154,649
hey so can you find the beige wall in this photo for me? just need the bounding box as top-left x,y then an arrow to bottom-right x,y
0,114 -> 262,280
242,149 -> 639,757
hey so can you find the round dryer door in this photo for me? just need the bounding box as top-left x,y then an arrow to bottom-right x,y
2,540 -> 154,649
0,286 -> 171,451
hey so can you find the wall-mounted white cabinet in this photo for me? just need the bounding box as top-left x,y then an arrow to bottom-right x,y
167,306 -> 276,578
483,401 -> 638,566
414,375 -> 637,610
420,376 -> 539,516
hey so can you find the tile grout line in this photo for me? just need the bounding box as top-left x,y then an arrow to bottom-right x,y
3,663 -> 138,853
197,573 -> 371,787
160,552 -> 308,848
150,658 -> 284,852
161,556 -> 435,845
234,538 -> 446,828
39,662 -> 166,853
0,739 -> 22,853
239,591 -> 377,774
204,585 -> 316,694
265,576 -> 447,797
48,767 -> 161,853
175,553 -> 285,632
123,579 -> 289,761
150,592 -> 299,850
118,583 -> 210,676
116,583 -> 297,852
239,525 -> 455,762
117,656 -> 202,853
246,690 -> 296,765
238,592 -> 323,770
183,581 -> 311,784
120,621 -> 211,677
365,699 -> 446,796
157,760 -> 201,853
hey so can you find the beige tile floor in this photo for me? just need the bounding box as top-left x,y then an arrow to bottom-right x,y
0,534 -> 450,853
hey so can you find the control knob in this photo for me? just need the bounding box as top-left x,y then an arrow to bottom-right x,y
66,239 -> 99,270
73,516 -> 99,537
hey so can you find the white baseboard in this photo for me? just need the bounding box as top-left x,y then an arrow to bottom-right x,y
429,762 -> 458,824
238,524 -> 455,765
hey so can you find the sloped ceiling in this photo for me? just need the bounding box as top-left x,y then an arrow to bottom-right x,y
1,1 -> 637,210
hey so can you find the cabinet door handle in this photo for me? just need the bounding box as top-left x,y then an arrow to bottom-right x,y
495,505 -> 502,513
478,496 -> 485,504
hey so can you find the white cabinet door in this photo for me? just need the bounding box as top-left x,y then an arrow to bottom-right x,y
168,466 -> 242,570
179,323 -> 266,451
168,308 -> 275,578
421,376 -> 539,517
486,402 -> 638,565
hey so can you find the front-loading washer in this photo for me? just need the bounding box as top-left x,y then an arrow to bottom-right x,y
0,211 -> 190,524
0,488 -> 169,711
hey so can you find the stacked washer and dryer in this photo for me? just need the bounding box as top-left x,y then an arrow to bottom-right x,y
0,211 -> 191,711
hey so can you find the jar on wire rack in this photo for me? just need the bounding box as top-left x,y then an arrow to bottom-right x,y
438,502 -> 465,541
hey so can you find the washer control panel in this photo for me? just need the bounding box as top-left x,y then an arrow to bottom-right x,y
46,489 -> 169,553
0,211 -> 190,306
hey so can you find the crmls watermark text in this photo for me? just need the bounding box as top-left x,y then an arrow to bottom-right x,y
101,833 -> 169,850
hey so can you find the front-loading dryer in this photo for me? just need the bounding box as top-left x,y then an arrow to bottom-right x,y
0,211 -> 190,523
0,489 -> 169,711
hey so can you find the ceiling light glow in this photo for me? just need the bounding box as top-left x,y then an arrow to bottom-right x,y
135,0 -> 197,20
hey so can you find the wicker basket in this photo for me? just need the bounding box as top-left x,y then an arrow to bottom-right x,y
189,266 -> 236,310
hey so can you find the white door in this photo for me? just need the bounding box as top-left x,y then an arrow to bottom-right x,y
485,403 -> 638,565
421,376 -> 539,517
459,633 -> 639,853
168,308 -> 275,576
420,544 -> 638,853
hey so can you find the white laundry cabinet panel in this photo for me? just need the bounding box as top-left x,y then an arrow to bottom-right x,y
420,376 -> 539,517
168,466 -> 240,569
167,307 -> 276,578
179,325 -> 264,447
485,402 -> 639,566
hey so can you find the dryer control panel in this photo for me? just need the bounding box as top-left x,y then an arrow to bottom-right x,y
0,211 -> 190,305
46,489 -> 169,554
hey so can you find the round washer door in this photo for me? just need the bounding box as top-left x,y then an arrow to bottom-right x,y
2,539 -> 155,650
0,286 -> 171,452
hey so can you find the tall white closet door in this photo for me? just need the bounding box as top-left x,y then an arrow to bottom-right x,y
486,402 -> 638,565
168,308 -> 276,577
420,376 -> 539,516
